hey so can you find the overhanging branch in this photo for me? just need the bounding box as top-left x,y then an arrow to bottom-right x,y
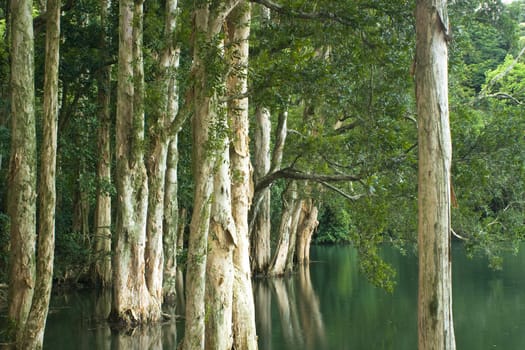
250,0 -> 356,26
254,167 -> 362,193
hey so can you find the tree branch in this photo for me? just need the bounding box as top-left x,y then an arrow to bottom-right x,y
319,181 -> 365,202
254,167 -> 362,193
250,0 -> 356,26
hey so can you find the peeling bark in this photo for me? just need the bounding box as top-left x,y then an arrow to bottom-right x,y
111,0 -> 159,326
7,0 -> 37,343
416,0 -> 456,349
251,107 -> 272,275
20,0 -> 60,347
226,3 -> 258,349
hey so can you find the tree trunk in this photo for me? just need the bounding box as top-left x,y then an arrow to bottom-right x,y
226,3 -> 258,349
269,182 -> 298,276
20,0 -> 60,347
182,5 -> 216,348
296,200 -> 319,265
205,118 -> 236,350
251,106 -> 271,275
7,0 -> 37,343
415,1 -> 456,349
145,0 -> 180,308
111,0 -> 158,326
163,135 -> 179,304
182,2 -> 243,348
93,0 -> 112,288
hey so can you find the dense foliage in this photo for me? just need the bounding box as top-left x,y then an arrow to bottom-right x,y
0,0 -> 523,287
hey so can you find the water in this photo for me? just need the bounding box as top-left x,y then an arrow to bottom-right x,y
36,244 -> 525,349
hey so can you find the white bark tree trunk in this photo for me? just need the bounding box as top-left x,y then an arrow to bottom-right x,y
296,200 -> 319,265
251,106 -> 272,275
269,182 -> 299,276
7,0 -> 37,343
112,0 -> 159,326
20,0 -> 60,347
205,119 -> 236,350
182,2 -> 243,348
145,0 -> 180,308
226,3 -> 258,349
415,1 -> 456,349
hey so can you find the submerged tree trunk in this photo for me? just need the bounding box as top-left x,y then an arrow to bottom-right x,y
251,106 -> 271,275
7,0 -> 37,343
226,3 -> 258,349
145,0 -> 180,308
182,4 -> 218,348
20,0 -> 60,347
415,1 -> 456,349
205,117 -> 236,350
182,2 -> 244,348
93,0 -> 112,288
269,182 -> 299,276
111,0 -> 158,326
296,199 -> 319,265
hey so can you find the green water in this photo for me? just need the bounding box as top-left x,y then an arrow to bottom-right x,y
39,244 -> 525,349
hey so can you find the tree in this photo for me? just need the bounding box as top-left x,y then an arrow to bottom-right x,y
145,0 -> 181,308
181,1 -> 243,348
110,0 -> 160,326
6,0 -> 37,344
415,0 -> 456,349
92,0 -> 112,288
226,3 -> 258,348
20,0 -> 60,347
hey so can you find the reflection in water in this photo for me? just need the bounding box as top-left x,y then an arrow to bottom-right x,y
255,265 -> 326,350
42,288 -> 180,350
31,244 -> 525,349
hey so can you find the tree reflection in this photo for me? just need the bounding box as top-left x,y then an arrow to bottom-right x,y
255,264 -> 326,350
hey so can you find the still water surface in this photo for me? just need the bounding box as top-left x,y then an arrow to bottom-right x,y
42,244 -> 525,349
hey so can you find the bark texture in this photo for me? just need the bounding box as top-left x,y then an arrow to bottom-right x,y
226,3 -> 258,349
145,0 -> 180,307
182,4 -> 218,348
7,0 -> 37,343
205,122 -> 236,350
296,200 -> 319,265
93,0 -> 112,288
112,0 -> 159,326
182,2 -> 242,348
20,0 -> 60,347
269,182 -> 299,276
415,1 -> 456,349
251,107 -> 271,275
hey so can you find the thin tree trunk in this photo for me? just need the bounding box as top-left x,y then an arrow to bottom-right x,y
7,0 -> 37,343
163,135 -> 179,304
111,0 -> 158,326
251,106 -> 271,275
415,1 -> 456,349
20,0 -> 60,347
93,0 -> 112,288
226,3 -> 258,349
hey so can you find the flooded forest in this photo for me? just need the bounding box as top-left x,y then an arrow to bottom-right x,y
0,0 -> 524,349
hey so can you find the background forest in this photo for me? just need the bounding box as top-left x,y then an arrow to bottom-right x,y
0,0 -> 524,347
0,0 -> 524,289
